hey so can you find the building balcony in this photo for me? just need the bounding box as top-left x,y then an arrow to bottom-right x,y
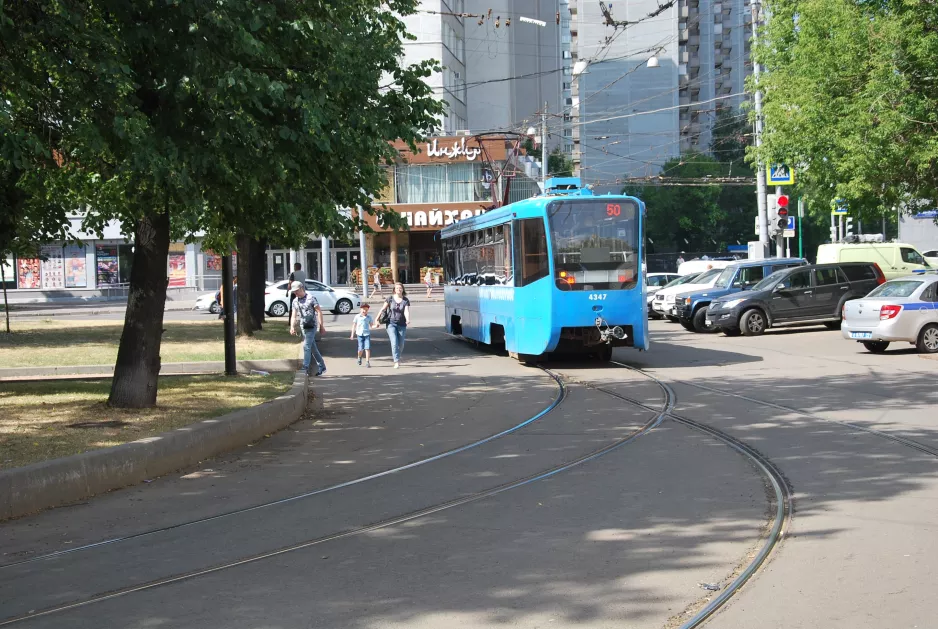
688,35 -> 700,48
679,28 -> 689,41
680,50 -> 689,63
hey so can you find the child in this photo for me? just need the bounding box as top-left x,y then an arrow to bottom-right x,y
349,303 -> 377,367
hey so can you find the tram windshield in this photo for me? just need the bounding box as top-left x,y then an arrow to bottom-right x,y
548,198 -> 640,291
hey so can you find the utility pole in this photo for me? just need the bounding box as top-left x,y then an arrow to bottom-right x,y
541,101 -> 549,192
221,253 -> 237,376
797,197 -> 805,258
751,1 -> 770,259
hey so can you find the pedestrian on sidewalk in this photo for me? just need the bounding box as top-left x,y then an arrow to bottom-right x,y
349,303 -> 377,367
289,281 -> 327,376
424,268 -> 434,298
378,282 -> 411,369
218,278 -> 238,320
373,269 -> 382,295
287,262 -> 308,313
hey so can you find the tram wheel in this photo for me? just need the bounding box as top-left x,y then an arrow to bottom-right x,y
596,344 -> 613,362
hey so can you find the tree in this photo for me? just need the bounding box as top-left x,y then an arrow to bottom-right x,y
751,0 -> 938,217
623,150 -> 755,252
548,148 -> 574,178
2,1 -> 442,407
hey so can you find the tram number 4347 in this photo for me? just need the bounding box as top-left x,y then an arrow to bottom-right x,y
588,293 -> 608,301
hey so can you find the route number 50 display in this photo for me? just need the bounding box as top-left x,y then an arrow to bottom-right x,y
606,203 -> 621,217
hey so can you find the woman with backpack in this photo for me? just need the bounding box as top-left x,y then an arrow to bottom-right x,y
377,282 -> 411,369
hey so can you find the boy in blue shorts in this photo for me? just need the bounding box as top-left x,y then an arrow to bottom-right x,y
349,303 -> 376,367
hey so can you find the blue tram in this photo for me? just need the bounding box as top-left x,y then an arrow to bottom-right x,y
441,177 -> 648,362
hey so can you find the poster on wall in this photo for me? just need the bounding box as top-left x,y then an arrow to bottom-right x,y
40,245 -> 65,289
168,253 -> 187,287
17,257 -> 41,289
63,244 -> 87,288
96,245 -> 119,286
204,250 -> 222,271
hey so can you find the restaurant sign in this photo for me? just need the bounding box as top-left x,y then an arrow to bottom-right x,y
370,204 -> 490,232
426,137 -> 482,161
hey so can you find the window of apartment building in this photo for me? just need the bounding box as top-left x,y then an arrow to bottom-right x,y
562,34 -> 571,43
443,23 -> 465,63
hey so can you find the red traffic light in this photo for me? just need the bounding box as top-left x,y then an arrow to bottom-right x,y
778,207 -> 789,217
777,195 -> 789,208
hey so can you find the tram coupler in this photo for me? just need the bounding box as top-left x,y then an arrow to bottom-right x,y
594,317 -> 628,343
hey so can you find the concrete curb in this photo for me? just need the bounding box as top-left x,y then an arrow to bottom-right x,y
0,372 -> 313,521
0,359 -> 300,380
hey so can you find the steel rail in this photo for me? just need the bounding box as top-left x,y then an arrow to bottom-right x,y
682,380 -> 938,458
0,371 -> 568,570
0,371 -> 673,626
597,361 -> 792,629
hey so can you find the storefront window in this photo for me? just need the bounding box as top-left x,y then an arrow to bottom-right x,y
96,244 -> 134,287
395,163 -> 491,204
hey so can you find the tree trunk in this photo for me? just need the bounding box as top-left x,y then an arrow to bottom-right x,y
107,211 -> 170,408
250,237 -> 266,330
236,234 -> 254,337
2,260 -> 10,334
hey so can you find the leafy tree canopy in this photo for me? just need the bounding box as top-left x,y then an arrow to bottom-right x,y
751,0 -> 938,216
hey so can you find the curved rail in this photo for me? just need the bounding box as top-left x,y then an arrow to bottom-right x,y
1,370 -> 568,570
0,368 -> 673,626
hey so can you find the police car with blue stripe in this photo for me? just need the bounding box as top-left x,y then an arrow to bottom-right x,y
841,271 -> 938,353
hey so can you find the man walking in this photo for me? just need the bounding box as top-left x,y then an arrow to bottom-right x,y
289,281 -> 327,376
287,262 -> 308,312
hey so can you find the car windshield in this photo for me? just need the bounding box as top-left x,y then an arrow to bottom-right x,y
753,269 -> 790,291
867,280 -> 923,298
710,267 -> 737,287
665,273 -> 700,288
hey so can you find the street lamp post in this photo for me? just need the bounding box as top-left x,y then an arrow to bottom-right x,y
751,1 -> 771,259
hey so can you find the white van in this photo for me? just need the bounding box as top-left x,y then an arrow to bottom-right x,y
816,242 -> 931,279
677,258 -> 733,276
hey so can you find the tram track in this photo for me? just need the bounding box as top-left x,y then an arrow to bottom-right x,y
0,367 -> 674,627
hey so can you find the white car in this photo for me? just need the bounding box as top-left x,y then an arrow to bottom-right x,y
923,249 -> 938,268
652,267 -> 725,321
265,279 -> 362,317
646,273 -> 681,318
194,291 -> 220,314
842,273 -> 938,353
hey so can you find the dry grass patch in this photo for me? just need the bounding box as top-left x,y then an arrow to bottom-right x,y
0,372 -> 294,470
0,318 -> 300,369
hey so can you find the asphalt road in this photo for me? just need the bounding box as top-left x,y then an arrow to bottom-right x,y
2,307 -> 937,628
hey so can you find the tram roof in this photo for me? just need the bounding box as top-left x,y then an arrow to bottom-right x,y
441,187 -> 643,238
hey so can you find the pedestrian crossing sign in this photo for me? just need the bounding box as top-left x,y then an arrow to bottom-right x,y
767,164 -> 795,185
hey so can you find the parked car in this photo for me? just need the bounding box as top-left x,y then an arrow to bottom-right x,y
646,273 -> 682,318
676,258 -> 807,332
923,249 -> 938,268
652,268 -> 724,321
816,242 -> 931,279
841,272 -> 938,353
265,279 -> 361,317
194,291 -> 220,314
706,262 -> 886,336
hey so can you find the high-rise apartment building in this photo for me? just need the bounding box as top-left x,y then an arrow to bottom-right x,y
400,0 -> 564,144
569,0 -> 752,186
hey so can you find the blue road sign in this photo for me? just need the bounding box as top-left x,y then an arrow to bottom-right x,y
786,216 -> 796,230
831,198 -> 848,214
768,164 -> 795,185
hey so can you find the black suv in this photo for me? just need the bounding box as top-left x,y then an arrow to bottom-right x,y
705,262 -> 886,336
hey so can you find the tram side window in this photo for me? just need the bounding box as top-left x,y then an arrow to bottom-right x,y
516,218 -> 549,286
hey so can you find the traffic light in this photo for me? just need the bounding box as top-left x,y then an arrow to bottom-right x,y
845,216 -> 854,238
767,194 -> 789,236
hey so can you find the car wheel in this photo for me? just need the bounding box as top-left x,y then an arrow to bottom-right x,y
863,341 -> 890,353
208,302 -> 220,315
334,298 -> 353,315
917,323 -> 938,354
723,327 -> 742,337
740,309 -> 767,336
268,301 -> 288,317
692,307 -> 718,333
824,321 -> 842,330
680,320 -> 696,332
